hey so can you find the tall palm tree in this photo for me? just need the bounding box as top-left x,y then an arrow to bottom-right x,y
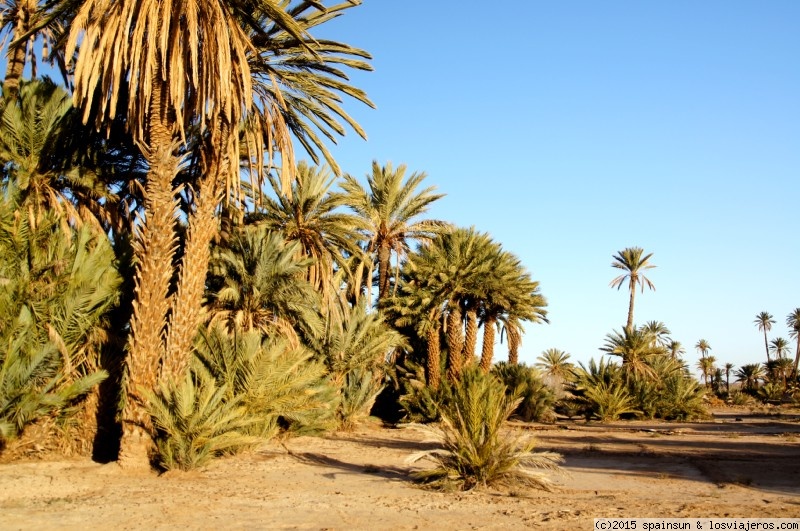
340,161 -> 447,303
787,308 -> 800,379
695,339 -> 711,359
770,337 -> 791,359
609,247 -> 656,332
724,363 -> 734,396
754,312 -> 775,363
696,356 -> 716,388
66,0 -> 371,466
249,161 -> 364,305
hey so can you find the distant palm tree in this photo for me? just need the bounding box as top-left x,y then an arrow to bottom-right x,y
696,356 -> 716,388
695,339 -> 711,359
535,349 -> 574,382
770,337 -> 791,359
601,327 -> 661,381
666,340 -> 685,360
640,321 -> 671,349
340,161 -> 447,303
724,363 -> 735,395
754,312 -> 776,363
609,247 -> 656,332
788,308 -> 800,379
735,364 -> 764,393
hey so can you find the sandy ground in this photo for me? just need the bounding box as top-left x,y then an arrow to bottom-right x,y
2,409 -> 799,530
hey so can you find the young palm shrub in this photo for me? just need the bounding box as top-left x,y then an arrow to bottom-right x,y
338,367 -> 385,431
393,357 -> 443,423
406,366 -> 562,491
146,372 -> 259,471
491,362 -> 555,422
192,325 -> 336,437
571,358 -> 638,421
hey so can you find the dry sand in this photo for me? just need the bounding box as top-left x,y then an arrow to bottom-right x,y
2,408 -> 799,530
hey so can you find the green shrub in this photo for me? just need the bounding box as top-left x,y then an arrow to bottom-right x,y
147,373 -> 259,471
491,362 -> 555,422
406,366 -> 562,491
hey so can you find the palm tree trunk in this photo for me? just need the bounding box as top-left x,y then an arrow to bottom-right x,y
793,338 -> 800,381
507,325 -> 521,365
446,306 -> 464,382
426,323 -> 441,390
162,122 -> 227,380
463,307 -> 478,366
377,241 -> 391,301
626,281 -> 635,332
3,1 -> 32,100
118,77 -> 179,469
764,329 -> 771,363
479,316 -> 496,372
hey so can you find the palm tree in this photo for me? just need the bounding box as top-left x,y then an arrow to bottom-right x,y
724,363 -> 734,396
609,247 -> 656,332
770,337 -> 791,360
735,363 -> 764,393
535,349 -> 574,383
754,312 -> 776,363
249,162 -> 364,305
340,161 -> 447,303
696,356 -> 716,388
640,321 -> 671,350
600,327 -> 661,382
695,339 -> 711,359
787,308 -> 800,379
666,339 -> 685,360
204,228 -> 322,344
66,1 -> 371,466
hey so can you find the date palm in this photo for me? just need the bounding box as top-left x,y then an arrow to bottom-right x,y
66,1 -> 371,466
735,363 -> 764,393
601,327 -> 660,382
640,320 -> 671,350
609,247 -> 656,332
696,356 -> 716,388
754,312 -> 775,363
770,337 -> 791,360
787,308 -> 800,379
666,339 -> 685,360
695,339 -> 711,359
249,161 -> 363,307
535,348 -> 574,383
724,363 -> 734,395
340,161 -> 447,302
204,228 -> 322,345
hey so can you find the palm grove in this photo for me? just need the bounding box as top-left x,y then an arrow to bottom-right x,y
2,1 -> 797,485
0,0 -> 561,484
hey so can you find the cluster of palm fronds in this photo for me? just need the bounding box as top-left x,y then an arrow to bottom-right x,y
406,366 -> 562,491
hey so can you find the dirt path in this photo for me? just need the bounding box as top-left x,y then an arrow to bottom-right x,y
2,411 -> 799,530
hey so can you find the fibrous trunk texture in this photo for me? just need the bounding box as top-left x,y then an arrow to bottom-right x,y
426,325 -> 441,390
446,306 -> 464,382
507,325 -> 521,365
2,1 -> 31,100
377,241 -> 391,302
463,307 -> 478,366
162,122 -> 228,380
118,78 -> 179,469
479,316 -> 496,372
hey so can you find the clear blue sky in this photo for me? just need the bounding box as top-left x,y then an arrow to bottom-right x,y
314,1 -> 800,374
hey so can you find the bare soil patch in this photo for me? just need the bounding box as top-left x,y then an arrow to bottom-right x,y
2,408 -> 799,530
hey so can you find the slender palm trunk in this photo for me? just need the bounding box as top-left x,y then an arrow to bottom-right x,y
377,241 -> 391,301
426,322 -> 441,390
793,339 -> 800,381
3,1 -> 32,100
463,307 -> 478,366
507,325 -> 521,365
479,315 -> 496,372
446,306 -> 464,382
162,121 -> 227,380
764,329 -> 771,363
118,77 -> 179,468
626,281 -> 635,332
